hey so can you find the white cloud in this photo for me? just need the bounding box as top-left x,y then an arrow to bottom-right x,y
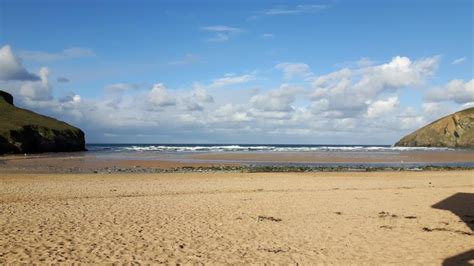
334,57 -> 377,69
261,4 -> 328,16
310,56 -> 439,116
209,73 -> 256,88
19,67 -> 53,101
0,45 -> 39,81
425,79 -> 474,104
201,25 -> 242,42
180,88 -> 214,111
250,84 -> 301,113
213,104 -> 252,123
421,102 -> 454,122
147,83 -> 176,107
168,54 -> 201,66
356,57 -> 376,67
354,56 -> 439,95
18,47 -> 95,61
452,57 -> 466,65
276,62 -> 312,80
105,83 -> 144,94
366,96 -> 399,118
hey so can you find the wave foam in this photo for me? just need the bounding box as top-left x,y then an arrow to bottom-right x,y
100,145 -> 456,153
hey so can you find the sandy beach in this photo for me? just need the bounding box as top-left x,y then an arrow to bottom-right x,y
1,170 -> 472,264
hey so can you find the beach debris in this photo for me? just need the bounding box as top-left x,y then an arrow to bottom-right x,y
422,227 -> 473,236
404,216 -> 417,219
334,212 -> 343,215
380,225 -> 394,229
258,247 -> 287,253
378,211 -> 398,218
257,216 -> 282,222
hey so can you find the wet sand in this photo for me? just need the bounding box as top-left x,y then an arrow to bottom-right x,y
0,171 -> 473,264
0,154 -> 237,173
1,149 -> 473,173
188,150 -> 474,164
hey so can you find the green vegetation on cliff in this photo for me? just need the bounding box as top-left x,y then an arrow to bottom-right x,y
395,107 -> 474,148
0,91 -> 86,154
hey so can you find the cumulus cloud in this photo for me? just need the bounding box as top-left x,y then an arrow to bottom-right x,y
354,56 -> 439,95
18,47 -> 95,61
19,67 -> 53,101
310,56 -> 439,116
209,73 -> 256,88
0,45 -> 39,81
59,93 -> 81,103
366,96 -> 399,118
201,25 -> 242,42
250,84 -> 301,113
425,79 -> 474,104
147,83 -> 176,107
213,104 -> 252,123
276,62 -> 312,80
180,88 -> 214,111
452,57 -> 466,65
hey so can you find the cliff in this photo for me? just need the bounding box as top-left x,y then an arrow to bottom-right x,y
395,107 -> 474,148
0,90 -> 86,154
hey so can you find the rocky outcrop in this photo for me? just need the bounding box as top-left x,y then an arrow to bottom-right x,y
0,90 -> 86,154
395,107 -> 474,148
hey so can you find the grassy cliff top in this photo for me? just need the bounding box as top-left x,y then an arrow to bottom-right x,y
0,93 -> 80,137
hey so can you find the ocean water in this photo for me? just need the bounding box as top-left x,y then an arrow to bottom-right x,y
86,143 -> 458,153
82,143 -> 474,168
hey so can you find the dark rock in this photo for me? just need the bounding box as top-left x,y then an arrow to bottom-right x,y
0,90 -> 86,154
0,91 -> 13,105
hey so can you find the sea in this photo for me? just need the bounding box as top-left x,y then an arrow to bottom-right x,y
85,144 -> 474,169
87,143 -> 458,153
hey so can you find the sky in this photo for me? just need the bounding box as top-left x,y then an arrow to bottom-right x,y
0,0 -> 473,144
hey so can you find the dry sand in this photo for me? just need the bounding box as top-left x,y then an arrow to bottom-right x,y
0,171 -> 473,264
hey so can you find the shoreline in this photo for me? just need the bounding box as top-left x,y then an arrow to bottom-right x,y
1,149 -> 473,174
1,156 -> 473,174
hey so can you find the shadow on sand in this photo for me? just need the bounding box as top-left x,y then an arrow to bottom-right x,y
431,193 -> 474,266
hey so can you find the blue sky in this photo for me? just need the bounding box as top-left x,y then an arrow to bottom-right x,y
0,0 -> 472,144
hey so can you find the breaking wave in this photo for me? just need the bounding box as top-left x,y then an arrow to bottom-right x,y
87,144 -> 456,153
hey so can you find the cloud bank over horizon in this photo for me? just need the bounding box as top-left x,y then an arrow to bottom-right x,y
1,44 -> 472,144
